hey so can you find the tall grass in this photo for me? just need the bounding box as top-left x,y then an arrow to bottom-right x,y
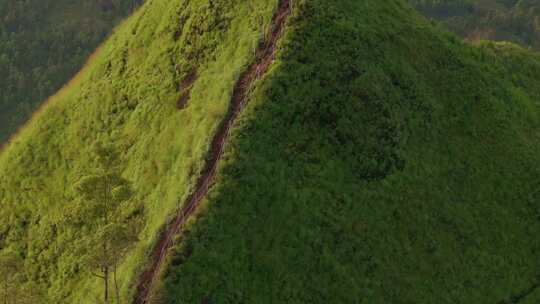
0,0 -> 278,302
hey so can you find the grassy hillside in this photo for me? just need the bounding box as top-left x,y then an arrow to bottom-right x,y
410,0 -> 540,50
0,0 -> 279,302
2,0 -> 540,303
158,0 -> 540,303
0,0 -> 141,144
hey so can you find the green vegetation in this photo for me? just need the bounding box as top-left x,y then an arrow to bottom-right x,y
0,0 -> 279,302
2,0 -> 540,303
0,249 -> 41,303
0,0 -> 140,144
410,0 -> 540,50
160,0 -> 540,303
73,144 -> 140,304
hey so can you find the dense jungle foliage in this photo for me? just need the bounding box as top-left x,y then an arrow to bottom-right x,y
0,0 -> 140,144
411,0 -> 540,50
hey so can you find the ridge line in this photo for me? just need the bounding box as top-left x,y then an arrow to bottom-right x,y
133,1 -> 293,302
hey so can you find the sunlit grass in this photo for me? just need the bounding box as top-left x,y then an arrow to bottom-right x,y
0,0 -> 277,302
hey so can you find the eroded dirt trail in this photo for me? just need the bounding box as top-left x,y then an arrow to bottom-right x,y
133,1 -> 292,302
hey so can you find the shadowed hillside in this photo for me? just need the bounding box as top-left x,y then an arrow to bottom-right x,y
159,1 -> 540,303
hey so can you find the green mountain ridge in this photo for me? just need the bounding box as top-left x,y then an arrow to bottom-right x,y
2,0 -> 540,303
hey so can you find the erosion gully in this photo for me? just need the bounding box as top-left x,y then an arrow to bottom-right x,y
133,0 -> 292,302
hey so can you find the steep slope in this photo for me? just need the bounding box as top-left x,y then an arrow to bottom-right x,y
2,0 -> 540,303
0,0 -> 280,302
156,1 -> 540,303
410,0 -> 540,50
134,1 -> 292,302
0,0 -> 141,144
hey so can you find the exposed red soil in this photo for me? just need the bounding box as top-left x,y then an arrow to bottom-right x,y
132,1 -> 292,303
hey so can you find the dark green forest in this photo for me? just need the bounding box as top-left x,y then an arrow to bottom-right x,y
0,0 -> 140,144
411,0 -> 540,49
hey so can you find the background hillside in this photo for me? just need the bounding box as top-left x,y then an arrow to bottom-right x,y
411,0 -> 540,50
0,0 -> 141,144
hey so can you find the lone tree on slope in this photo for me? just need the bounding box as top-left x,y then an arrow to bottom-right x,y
74,144 -> 140,304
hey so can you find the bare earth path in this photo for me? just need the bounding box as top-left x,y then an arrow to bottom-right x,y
133,1 -> 292,302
